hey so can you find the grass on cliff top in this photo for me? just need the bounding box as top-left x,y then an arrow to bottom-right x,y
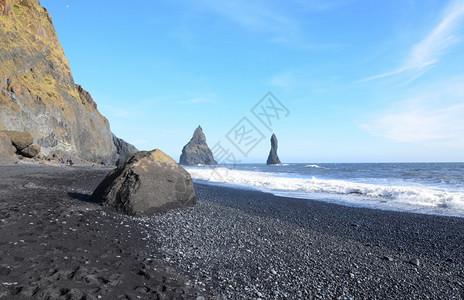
2,1 -> 79,104
1,0 -> 108,124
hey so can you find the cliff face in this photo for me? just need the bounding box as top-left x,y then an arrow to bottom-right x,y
0,0 -> 14,16
0,0 -> 135,165
112,134 -> 138,166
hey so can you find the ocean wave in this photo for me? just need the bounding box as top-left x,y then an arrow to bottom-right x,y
305,164 -> 324,169
185,167 -> 464,217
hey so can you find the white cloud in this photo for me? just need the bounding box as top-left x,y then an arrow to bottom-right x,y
363,0 -> 464,81
361,103 -> 464,144
361,79 -> 464,148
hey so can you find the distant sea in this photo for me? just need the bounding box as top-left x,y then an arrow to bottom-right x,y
185,163 -> 464,218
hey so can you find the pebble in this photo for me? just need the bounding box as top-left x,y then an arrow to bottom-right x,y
139,183 -> 463,299
382,256 -> 393,262
409,258 -> 420,266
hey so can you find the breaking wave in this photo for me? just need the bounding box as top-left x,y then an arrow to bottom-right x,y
305,164 -> 325,169
186,167 -> 464,217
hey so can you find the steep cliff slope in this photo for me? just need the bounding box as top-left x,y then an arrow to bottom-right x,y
0,0 -> 135,165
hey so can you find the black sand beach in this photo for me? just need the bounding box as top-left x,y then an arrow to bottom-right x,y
1,164 -> 463,299
0,164 -> 207,299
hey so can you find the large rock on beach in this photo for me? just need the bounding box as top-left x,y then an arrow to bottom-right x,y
1,130 -> 33,151
0,0 -> 135,166
180,126 -> 217,165
91,149 -> 197,216
0,131 -> 18,164
20,144 -> 41,158
266,133 -> 281,165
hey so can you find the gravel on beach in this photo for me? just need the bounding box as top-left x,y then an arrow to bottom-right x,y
142,183 -> 464,299
0,164 -> 463,299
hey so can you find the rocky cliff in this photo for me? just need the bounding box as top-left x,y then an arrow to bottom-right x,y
113,134 -> 138,166
266,133 -> 281,165
179,126 -> 217,165
0,0 -> 135,165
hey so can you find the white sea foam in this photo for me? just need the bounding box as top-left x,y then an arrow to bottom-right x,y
186,167 -> 464,217
305,164 -> 324,169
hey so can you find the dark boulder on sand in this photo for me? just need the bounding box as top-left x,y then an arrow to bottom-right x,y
0,132 -> 18,164
266,133 -> 281,165
179,126 -> 217,165
1,130 -> 33,152
91,149 -> 197,216
20,144 -> 41,158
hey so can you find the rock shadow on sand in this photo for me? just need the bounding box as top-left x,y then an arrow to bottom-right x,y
68,192 -> 98,204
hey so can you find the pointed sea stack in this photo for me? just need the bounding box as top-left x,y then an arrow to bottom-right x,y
179,126 -> 217,165
266,133 -> 281,165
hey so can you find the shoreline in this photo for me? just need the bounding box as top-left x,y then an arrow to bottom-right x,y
0,164 -> 463,299
191,178 -> 464,219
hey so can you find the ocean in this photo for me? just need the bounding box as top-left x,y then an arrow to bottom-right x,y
185,163 -> 464,218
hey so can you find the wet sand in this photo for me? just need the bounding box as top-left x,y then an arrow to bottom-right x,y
0,164 -> 463,299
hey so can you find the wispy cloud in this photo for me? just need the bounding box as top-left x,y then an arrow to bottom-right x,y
100,104 -> 145,120
361,78 -> 464,148
268,70 -> 296,88
363,0 -> 464,81
186,0 -> 346,49
185,96 -> 217,104
361,103 -> 464,145
196,0 -> 297,37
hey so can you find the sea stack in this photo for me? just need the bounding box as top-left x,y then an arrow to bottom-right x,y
179,126 -> 217,165
266,133 -> 281,165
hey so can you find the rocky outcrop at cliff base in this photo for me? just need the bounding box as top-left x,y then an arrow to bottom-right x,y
0,132 -> 17,164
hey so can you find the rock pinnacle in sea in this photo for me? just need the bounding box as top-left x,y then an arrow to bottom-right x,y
266,133 -> 281,165
179,126 -> 217,165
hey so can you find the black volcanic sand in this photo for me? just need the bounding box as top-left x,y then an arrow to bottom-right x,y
0,164 -> 208,299
1,165 -> 463,299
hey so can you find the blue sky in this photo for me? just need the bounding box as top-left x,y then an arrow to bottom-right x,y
42,0 -> 464,163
